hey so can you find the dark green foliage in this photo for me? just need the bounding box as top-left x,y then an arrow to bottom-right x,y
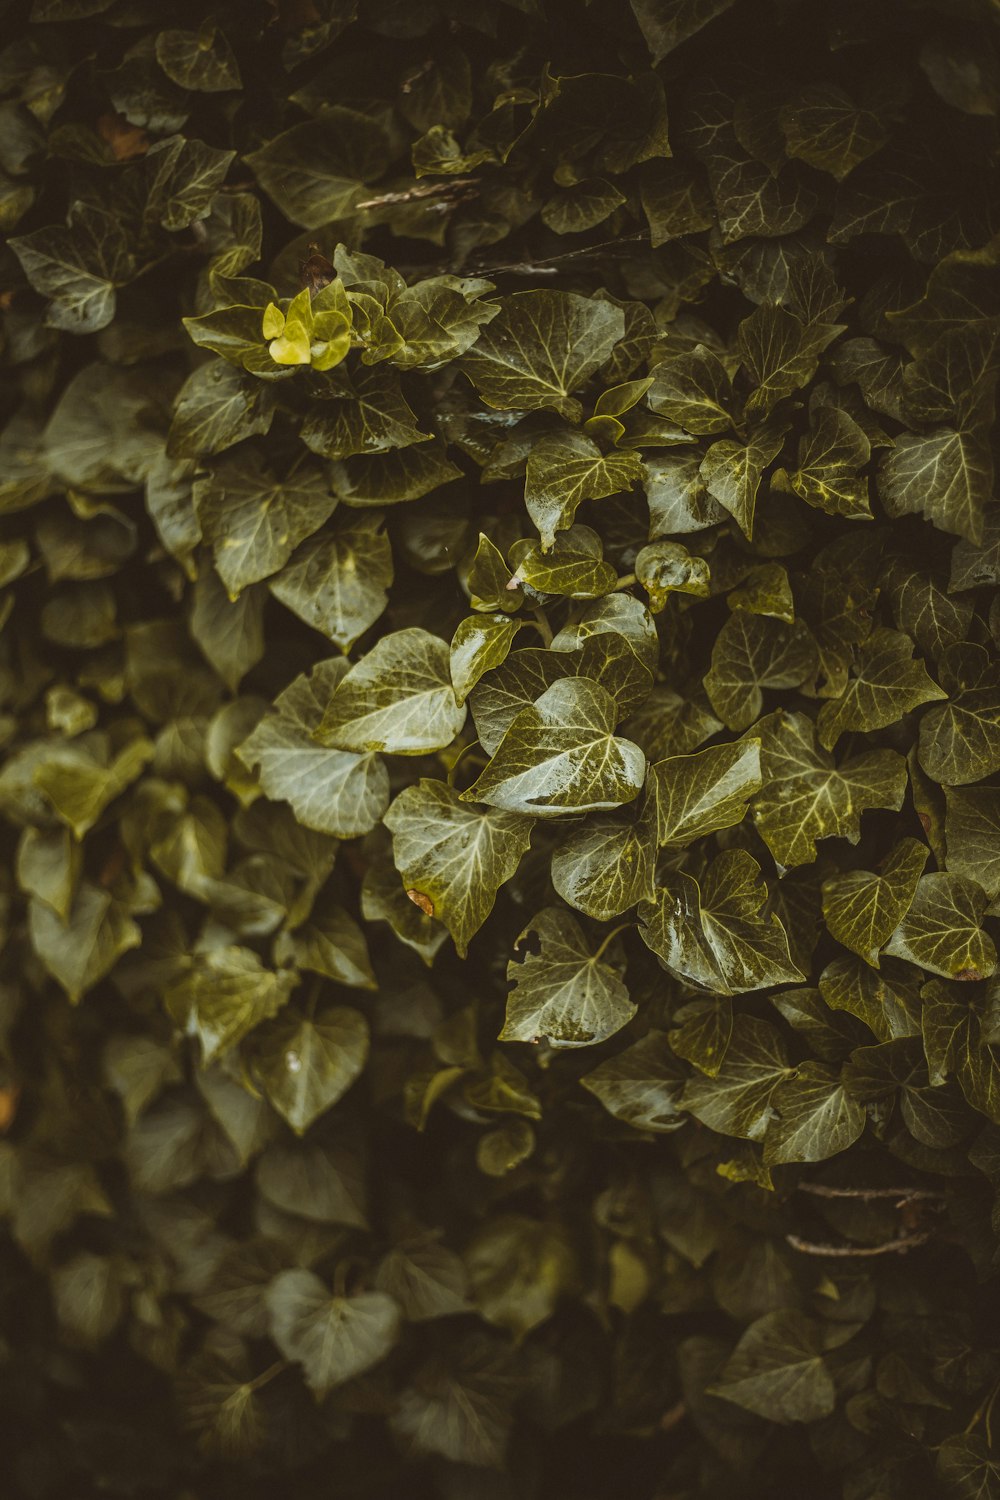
4,0 -> 1000,1497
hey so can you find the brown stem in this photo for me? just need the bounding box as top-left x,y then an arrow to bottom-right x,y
785,1231 -> 932,1257
796,1184 -> 945,1201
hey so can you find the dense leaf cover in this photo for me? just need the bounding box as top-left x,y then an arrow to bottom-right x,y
3,0 -> 1000,1495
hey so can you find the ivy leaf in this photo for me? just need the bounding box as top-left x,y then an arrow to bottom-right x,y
11,201 -> 135,334
763,1063 -> 866,1163
753,710 -> 907,868
450,614 -> 524,705
194,449 -> 336,596
822,838 -> 929,967
29,882 -> 141,1003
245,111 -> 391,229
165,947 -> 297,1064
629,0 -> 737,60
523,431 -> 644,549
710,1311 -> 836,1423
635,541 -> 711,610
814,628 -> 945,749
581,1031 -> 686,1130
390,1333 -> 513,1468
274,904 -> 376,991
884,872 -> 997,981
374,1234 -> 471,1322
269,512 -> 392,651
510,525 -> 618,600
878,422 -> 994,545
502,907 -> 634,1048
384,780 -> 533,957
251,1004 -> 369,1134
778,85 -> 889,180
705,613 -> 817,730
918,643 -> 1000,785
936,1435 -> 1000,1500
238,660 -> 389,839
772,404 -> 872,519
650,739 -> 762,848
699,416 -> 788,537
467,533 -> 524,614
155,26 -> 242,92
143,136 -> 235,231
331,442 -> 463,508
681,1015 -> 793,1138
300,365 -> 428,460
647,345 -> 734,434
738,304 -> 835,415
945,786 -> 1000,901
168,361 -> 275,460
459,291 -> 625,422
550,804 -> 657,921
317,628 -> 465,755
266,1269 -> 400,1397
639,849 -> 803,995
462,677 -> 646,817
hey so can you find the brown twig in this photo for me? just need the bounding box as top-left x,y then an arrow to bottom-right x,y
659,1400 -> 688,1432
356,179 -> 479,211
786,1231 -> 932,1257
472,230 -> 648,277
796,1184 -> 945,1202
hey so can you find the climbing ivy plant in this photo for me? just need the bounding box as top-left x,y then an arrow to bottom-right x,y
2,0 -> 1000,1496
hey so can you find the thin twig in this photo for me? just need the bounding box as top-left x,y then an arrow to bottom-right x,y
472,230 -> 648,277
786,1231 -> 932,1257
796,1184 -> 945,1202
659,1400 -> 688,1432
357,178 -> 478,211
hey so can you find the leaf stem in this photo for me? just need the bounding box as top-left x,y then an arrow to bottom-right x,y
592,922 -> 633,962
614,572 -> 637,591
785,1231 -> 932,1257
246,1359 -> 289,1394
796,1183 -> 945,1202
530,607 -> 553,647
447,738 -> 484,787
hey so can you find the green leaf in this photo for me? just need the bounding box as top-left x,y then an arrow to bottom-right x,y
737,304 -> 831,416
936,1435 -> 1000,1500
699,416 -> 788,537
815,628 -> 945,749
550,804 -> 657,921
772,404 -> 872,519
155,26 -> 242,92
384,780 -> 533,957
361,834 -> 448,967
523,431 -> 644,549
317,627 -> 465,755
918,643 -> 1000,786
266,1269 -> 400,1397
459,291 -> 625,422
945,785 -> 1000,901
635,541 -> 710,610
639,849 -> 802,996
251,1004 -> 369,1134
581,1030 -> 686,1131
168,360 -> 275,460
462,677 -> 646,818
29,881 -> 141,1003
466,533 -> 524,614
640,158 -> 715,246
710,1311 -> 836,1423
11,201 -> 135,334
299,365 -> 428,459
330,441 -> 462,507
884,872 -> 997,980
885,561 -> 975,665
650,739 -> 762,848
194,449 -> 336,596
763,1063 -> 866,1164
822,838 -> 929,967
705,613 -> 817,731
542,177 -> 626,235
753,710 -> 907,868
32,732 -> 153,840
374,1234 -> 471,1322
647,345 -> 734,434
245,111 -> 390,229
269,511 -> 392,650
509,525 -> 618,600
501,907 -> 634,1048
450,614 -> 524,705
144,136 -> 235,231
165,947 -> 297,1064
646,451 -> 726,536
629,0 -> 736,60
239,660 -> 389,838
191,568 -> 266,692
879,422 -> 994,545
681,1015 -> 793,1138
274,904 -> 376,991
778,85 -> 888,180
